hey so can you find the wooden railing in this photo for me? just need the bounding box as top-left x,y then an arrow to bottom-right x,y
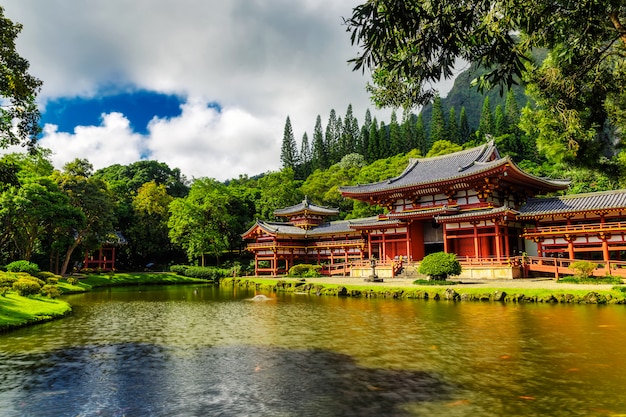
524,221 -> 626,236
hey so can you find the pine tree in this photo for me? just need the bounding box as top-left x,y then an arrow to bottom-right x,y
429,95 -> 447,145
494,104 -> 507,137
478,96 -> 494,140
447,106 -> 461,144
367,117 -> 379,161
311,115 -> 327,170
340,104 -> 360,159
325,109 -> 339,165
360,109 -> 372,158
415,113 -> 427,154
280,116 -> 299,170
299,132 -> 312,178
459,107 -> 470,144
504,89 -> 520,134
378,121 -> 389,158
389,109 -> 403,156
401,108 -> 415,152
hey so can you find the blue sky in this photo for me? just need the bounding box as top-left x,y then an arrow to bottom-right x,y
1,0 -> 420,180
41,91 -> 186,135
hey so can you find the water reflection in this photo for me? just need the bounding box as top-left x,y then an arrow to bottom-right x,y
0,285 -> 625,416
2,343 -> 452,417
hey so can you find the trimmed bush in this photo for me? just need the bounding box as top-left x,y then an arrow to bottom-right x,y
66,276 -> 79,285
169,265 -> 190,275
6,260 -> 40,275
171,265 -> 232,280
570,260 -> 597,279
12,278 -> 42,296
288,264 -> 323,277
418,252 -> 462,280
41,284 -> 61,299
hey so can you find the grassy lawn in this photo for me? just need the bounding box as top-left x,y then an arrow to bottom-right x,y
58,272 -> 211,292
0,293 -> 71,331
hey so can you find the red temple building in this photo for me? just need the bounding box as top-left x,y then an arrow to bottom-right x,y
243,141 -> 626,278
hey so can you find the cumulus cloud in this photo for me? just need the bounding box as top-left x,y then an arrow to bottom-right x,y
2,0 -> 395,180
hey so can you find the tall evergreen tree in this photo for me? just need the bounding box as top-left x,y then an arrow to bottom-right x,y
400,108 -> 415,152
388,109 -> 403,156
478,96 -> 494,140
415,113 -> 427,154
494,104 -> 507,137
340,104 -> 360,159
447,107 -> 461,144
325,109 -> 339,165
378,121 -> 389,158
429,95 -> 447,145
504,89 -> 520,133
280,116 -> 299,170
459,107 -> 471,144
360,109 -> 372,158
367,117 -> 379,161
299,132 -> 312,179
311,115 -> 327,170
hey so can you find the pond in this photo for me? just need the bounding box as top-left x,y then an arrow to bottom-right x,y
0,284 -> 625,416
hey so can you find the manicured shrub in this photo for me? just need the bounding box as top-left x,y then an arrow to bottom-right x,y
570,260 -> 597,279
12,278 -> 42,296
6,260 -> 40,275
169,265 -> 190,275
66,276 -> 79,285
0,275 -> 18,287
41,284 -> 61,299
418,252 -> 462,280
288,264 -> 323,277
36,271 -> 57,281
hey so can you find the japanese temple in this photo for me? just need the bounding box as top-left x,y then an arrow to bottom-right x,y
242,141 -> 626,278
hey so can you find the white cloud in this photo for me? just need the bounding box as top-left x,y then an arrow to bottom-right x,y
38,113 -> 145,171
1,0 -> 398,179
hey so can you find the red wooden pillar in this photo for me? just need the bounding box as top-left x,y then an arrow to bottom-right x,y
473,223 -> 479,259
494,221 -> 502,261
443,224 -> 449,253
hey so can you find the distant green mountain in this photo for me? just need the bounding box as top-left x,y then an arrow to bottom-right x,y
420,63 -> 530,135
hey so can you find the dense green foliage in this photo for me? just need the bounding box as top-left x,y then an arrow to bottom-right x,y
287,264 -> 323,278
6,260 -> 39,275
418,252 -> 462,280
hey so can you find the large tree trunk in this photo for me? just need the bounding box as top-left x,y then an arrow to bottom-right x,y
60,239 -> 80,276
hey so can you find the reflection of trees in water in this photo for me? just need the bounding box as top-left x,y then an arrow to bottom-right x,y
5,343 -> 453,417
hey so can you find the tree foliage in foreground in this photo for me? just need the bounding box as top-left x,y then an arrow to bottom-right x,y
418,252 -> 462,280
345,0 -> 626,168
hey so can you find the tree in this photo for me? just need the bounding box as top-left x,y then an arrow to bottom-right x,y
494,105 -> 507,137
280,116 -> 299,170
447,107 -> 460,144
418,252 -> 462,280
345,0 -> 626,167
360,109 -> 372,157
459,107 -> 471,144
388,109 -> 403,155
429,95 -> 447,144
54,160 -> 115,275
367,117 -> 380,161
477,97 -> 494,140
168,178 -> 233,266
311,115 -> 327,171
346,0 -> 626,107
325,109 -> 340,164
414,113 -> 428,154
426,140 -> 462,158
129,181 -> 175,267
0,7 -> 43,150
299,132 -> 312,179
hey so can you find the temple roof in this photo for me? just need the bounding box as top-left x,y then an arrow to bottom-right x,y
340,141 -> 568,197
273,197 -> 339,217
435,205 -> 518,223
518,189 -> 626,218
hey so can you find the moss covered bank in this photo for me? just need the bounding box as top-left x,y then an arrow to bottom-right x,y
220,277 -> 626,305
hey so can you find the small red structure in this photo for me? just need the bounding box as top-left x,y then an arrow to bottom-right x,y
83,231 -> 127,271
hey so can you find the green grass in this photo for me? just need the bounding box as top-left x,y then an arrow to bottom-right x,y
61,271 -> 211,291
0,292 -> 71,331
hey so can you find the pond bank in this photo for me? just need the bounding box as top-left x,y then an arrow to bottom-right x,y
221,277 -> 626,304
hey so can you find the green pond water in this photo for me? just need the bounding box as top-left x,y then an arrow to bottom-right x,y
0,284 -> 625,416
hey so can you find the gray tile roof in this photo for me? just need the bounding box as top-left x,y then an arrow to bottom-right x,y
340,141 -> 502,194
518,190 -> 626,217
339,141 -> 567,195
274,197 -> 339,217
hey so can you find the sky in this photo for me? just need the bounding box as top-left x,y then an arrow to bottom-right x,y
1,0 -> 452,181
